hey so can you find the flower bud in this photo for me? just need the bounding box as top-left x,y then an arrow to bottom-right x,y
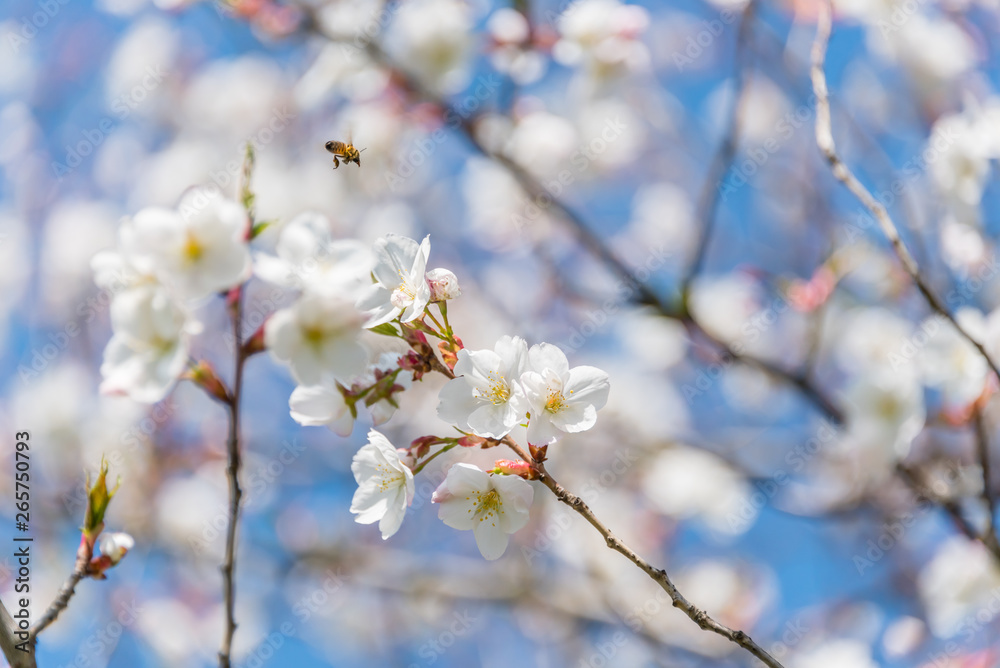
98,532 -> 134,566
492,459 -> 538,479
426,268 -> 461,302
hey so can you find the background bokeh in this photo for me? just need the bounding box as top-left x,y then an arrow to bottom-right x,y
2,0 -> 1000,666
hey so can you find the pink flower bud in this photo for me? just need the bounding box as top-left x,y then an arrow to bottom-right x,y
426,268 -> 461,302
492,459 -> 538,479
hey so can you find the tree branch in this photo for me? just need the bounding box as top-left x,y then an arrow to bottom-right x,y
809,0 -> 1000,379
497,435 -> 785,668
681,0 -> 759,292
219,288 -> 247,668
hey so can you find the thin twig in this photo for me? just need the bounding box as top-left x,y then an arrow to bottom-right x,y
973,409 -> 999,552
682,0 -> 759,292
219,289 -> 247,668
809,0 -> 1000,379
354,40 -> 843,424
498,434 -> 785,668
28,533 -> 95,644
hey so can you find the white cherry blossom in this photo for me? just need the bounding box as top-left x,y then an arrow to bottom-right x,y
99,283 -> 198,403
131,188 -> 251,301
521,343 -> 610,445
426,267 -> 461,302
437,336 -> 528,439
357,234 -> 431,327
289,379 -> 354,437
253,212 -> 372,299
432,463 -> 534,560
265,293 -> 368,385
350,430 -> 415,539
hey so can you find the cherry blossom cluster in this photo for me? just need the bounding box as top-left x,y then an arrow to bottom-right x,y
265,230 -> 611,560
92,187 -> 612,561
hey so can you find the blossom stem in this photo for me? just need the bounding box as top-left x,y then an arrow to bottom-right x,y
423,310 -> 449,341
498,435 -> 785,668
219,286 -> 247,668
439,302 -> 453,338
412,442 -> 458,476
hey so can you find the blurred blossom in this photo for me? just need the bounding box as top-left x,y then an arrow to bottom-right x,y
791,639 -> 878,668
641,446 -> 751,534
505,110 -> 578,177
688,272 -> 762,346
919,307 -> 995,409
554,0 -> 650,80
254,212 -> 372,299
104,17 -> 178,108
265,292 -> 368,385
386,0 -> 473,93
289,379 -> 354,436
487,8 -> 547,85
127,189 -> 251,301
842,368 -> 925,464
100,283 -> 197,402
882,615 -> 925,658
623,181 -> 695,262
940,217 -> 987,271
350,429 -> 415,539
40,200 -> 118,313
433,462 -> 534,560
918,536 -> 1000,637
833,306 -> 915,377
295,42 -> 389,108
929,110 -> 991,215
183,56 -> 289,139
868,14 -> 976,107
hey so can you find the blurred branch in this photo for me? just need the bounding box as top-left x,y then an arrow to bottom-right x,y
681,0 -> 759,294
809,0 -> 1000,381
896,463 -> 1000,562
0,597 -> 34,668
218,286 -> 247,668
973,409 -> 1000,553
497,435 -> 785,668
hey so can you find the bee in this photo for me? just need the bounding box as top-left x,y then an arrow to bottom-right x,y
324,138 -> 365,169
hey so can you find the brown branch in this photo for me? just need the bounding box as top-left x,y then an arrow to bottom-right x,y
973,409 -> 1000,553
499,435 -> 785,668
896,463 -> 1000,562
357,43 -> 843,424
682,0 -> 759,291
27,531 -> 98,646
809,0 -> 1000,380
219,288 -> 247,668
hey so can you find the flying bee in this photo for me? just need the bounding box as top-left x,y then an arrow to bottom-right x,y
325,138 -> 365,169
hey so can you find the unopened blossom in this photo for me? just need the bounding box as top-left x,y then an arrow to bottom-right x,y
253,212 -> 372,299
357,234 -> 432,327
289,379 -> 354,436
130,189 -> 251,301
432,463 -> 533,560
521,343 -> 610,445
426,267 -> 461,302
265,293 -> 368,385
99,284 -> 199,403
438,335 -> 528,439
98,532 -> 135,565
350,430 -> 415,539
